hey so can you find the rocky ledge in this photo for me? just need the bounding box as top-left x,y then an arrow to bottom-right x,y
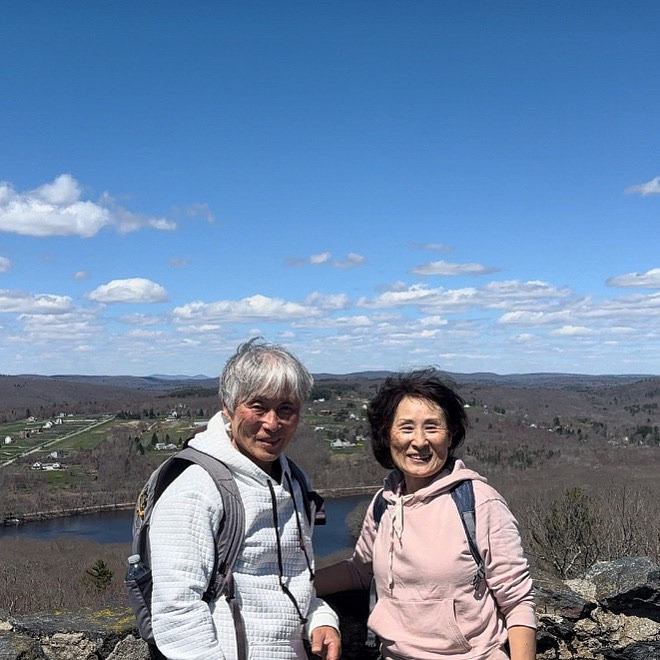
1,557 -> 659,659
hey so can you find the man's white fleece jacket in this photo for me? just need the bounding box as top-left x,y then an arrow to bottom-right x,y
149,411 -> 339,659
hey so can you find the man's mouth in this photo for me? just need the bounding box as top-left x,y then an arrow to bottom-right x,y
257,437 -> 281,446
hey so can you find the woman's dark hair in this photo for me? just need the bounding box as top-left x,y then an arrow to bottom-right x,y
367,368 -> 468,470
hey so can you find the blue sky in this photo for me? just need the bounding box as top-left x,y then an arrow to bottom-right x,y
1,1 -> 658,377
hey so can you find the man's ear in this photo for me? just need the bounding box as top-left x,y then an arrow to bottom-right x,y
222,405 -> 232,421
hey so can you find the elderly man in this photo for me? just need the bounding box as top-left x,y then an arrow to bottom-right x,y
149,338 -> 340,659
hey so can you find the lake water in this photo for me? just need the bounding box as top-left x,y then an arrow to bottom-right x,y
0,494 -> 372,558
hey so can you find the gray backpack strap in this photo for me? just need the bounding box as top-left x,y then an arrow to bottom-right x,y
174,447 -> 248,660
287,458 -> 326,526
450,480 -> 485,589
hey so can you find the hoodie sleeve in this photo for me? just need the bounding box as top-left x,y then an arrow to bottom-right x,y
304,594 -> 341,637
150,465 -> 230,659
342,491 -> 381,591
477,491 -> 537,630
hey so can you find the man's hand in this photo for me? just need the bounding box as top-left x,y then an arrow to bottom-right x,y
310,625 -> 341,660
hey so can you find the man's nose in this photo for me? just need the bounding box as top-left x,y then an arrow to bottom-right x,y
262,409 -> 280,431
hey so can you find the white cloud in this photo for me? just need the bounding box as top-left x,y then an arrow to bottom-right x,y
293,314 -> 373,329
409,242 -> 452,253
0,257 -> 11,272
303,292 -> 350,310
0,174 -> 176,237
119,313 -> 163,326
17,311 -> 99,340
126,329 -> 164,339
419,315 -> 449,327
498,309 -> 574,326
333,253 -> 366,268
173,294 -> 318,323
73,271 -> 89,280
310,252 -> 331,264
86,278 -> 168,303
360,280 -> 570,312
625,176 -> 660,196
169,257 -> 190,267
606,267 -> 660,289
186,203 -> 216,223
551,325 -> 592,336
410,260 -> 498,276
0,290 -> 73,314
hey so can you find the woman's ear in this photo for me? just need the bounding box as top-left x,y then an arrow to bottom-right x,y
222,405 -> 232,421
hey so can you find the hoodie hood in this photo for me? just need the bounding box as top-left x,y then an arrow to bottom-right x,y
382,457 -> 487,505
188,410 -> 290,488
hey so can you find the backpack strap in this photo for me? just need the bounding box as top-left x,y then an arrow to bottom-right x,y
450,480 -> 485,589
171,447 -> 248,660
287,458 -> 326,526
365,479 -> 485,649
366,488 -> 387,650
372,489 -> 387,528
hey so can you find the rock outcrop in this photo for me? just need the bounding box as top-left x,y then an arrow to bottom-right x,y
1,557 -> 659,659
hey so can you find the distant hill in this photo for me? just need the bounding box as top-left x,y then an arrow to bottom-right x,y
150,374 -> 212,381
1,371 -> 657,421
313,370 -> 656,388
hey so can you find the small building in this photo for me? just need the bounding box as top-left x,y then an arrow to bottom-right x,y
331,439 -> 355,449
3,436 -> 12,445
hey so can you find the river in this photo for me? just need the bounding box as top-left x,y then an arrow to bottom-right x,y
0,494 -> 372,558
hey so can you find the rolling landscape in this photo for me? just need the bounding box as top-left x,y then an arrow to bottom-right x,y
1,369 -> 659,617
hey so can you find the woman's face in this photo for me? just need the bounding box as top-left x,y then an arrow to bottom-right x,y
389,395 -> 451,493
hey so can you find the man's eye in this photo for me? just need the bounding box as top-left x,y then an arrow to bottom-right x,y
278,405 -> 296,416
250,404 -> 265,413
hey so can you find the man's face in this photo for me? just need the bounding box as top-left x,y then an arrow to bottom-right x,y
224,393 -> 300,475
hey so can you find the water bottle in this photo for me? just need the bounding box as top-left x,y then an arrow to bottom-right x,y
126,553 -> 149,581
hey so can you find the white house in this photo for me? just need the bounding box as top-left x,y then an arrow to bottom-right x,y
331,439 -> 355,449
3,436 -> 12,445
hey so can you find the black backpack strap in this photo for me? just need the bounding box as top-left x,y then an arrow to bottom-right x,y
287,458 -> 326,526
450,480 -> 485,589
173,447 -> 248,660
366,488 -> 387,650
372,489 -> 387,528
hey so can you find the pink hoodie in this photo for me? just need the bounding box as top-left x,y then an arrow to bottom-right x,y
343,459 -> 536,659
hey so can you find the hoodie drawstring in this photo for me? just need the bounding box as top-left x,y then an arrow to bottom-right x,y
267,478 -> 310,625
284,471 -> 315,580
388,492 -> 414,590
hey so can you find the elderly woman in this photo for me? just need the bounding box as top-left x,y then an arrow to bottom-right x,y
316,369 -> 536,659
149,338 -> 340,660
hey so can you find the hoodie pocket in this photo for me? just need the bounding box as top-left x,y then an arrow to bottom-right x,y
371,596 -> 472,654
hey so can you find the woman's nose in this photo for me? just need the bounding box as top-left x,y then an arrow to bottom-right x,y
410,430 -> 427,447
